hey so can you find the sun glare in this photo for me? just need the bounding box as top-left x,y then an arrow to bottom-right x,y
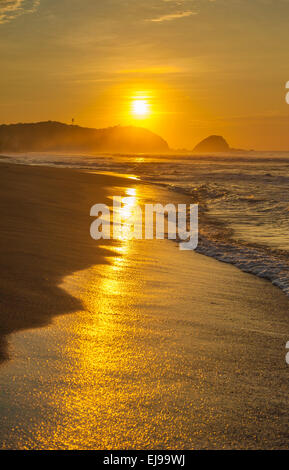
132,99 -> 149,117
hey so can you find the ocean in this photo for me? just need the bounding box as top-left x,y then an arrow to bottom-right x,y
2,151 -> 289,296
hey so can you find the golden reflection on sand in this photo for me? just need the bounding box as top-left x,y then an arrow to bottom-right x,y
49,186 -> 146,448
2,181 -> 288,449
119,188 -> 137,221
109,187 -> 141,241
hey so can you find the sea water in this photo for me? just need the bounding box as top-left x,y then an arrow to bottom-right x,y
2,151 -> 289,295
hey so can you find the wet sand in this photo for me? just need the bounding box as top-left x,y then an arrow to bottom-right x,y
0,163 -> 289,449
0,163 -> 130,362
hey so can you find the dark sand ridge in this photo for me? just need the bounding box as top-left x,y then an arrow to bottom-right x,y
0,163 -> 132,363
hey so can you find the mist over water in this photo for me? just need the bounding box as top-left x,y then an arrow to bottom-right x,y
3,151 -> 289,295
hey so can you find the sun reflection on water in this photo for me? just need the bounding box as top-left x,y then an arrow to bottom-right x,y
53,190 -> 143,447
110,187 -> 142,241
60,185 -> 140,371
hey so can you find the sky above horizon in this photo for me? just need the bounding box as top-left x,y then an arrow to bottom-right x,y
1,0 -> 289,150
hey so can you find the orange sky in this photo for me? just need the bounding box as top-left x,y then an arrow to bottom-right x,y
1,0 -> 289,150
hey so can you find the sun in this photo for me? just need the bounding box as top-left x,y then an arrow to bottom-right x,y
131,99 -> 149,117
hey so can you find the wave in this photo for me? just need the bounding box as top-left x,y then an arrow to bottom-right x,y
196,235 -> 289,296
164,182 -> 289,297
2,151 -> 289,296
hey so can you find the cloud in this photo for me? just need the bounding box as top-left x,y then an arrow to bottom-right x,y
149,10 -> 197,22
0,0 -> 40,24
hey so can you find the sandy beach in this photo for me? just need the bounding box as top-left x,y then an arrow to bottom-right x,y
0,163 -> 288,449
0,163 -> 132,362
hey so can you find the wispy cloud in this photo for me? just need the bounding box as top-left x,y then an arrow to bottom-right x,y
149,10 -> 197,22
0,0 -> 40,24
